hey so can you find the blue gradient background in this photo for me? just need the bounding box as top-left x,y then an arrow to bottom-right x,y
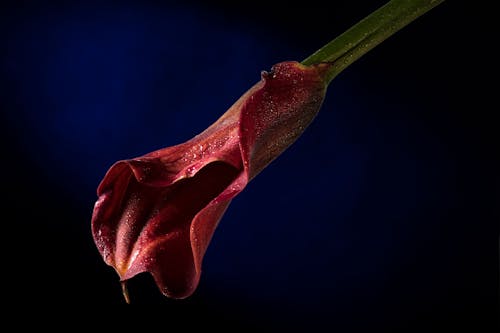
1,0 -> 497,330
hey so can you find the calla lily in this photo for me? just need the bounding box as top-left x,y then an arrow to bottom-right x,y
91,61 -> 331,300
91,0 -> 446,302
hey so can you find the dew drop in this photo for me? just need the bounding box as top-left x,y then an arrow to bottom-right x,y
186,165 -> 196,176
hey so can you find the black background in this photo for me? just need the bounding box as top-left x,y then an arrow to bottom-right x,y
1,0 -> 498,331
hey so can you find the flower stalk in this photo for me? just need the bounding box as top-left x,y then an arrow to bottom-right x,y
302,0 -> 446,83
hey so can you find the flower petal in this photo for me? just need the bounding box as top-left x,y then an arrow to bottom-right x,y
92,160 -> 241,297
238,61 -> 330,178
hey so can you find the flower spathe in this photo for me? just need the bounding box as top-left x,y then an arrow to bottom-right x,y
91,61 -> 331,300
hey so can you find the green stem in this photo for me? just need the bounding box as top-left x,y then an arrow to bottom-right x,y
302,0 -> 445,83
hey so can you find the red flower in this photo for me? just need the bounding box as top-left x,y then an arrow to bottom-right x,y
91,61 -> 331,300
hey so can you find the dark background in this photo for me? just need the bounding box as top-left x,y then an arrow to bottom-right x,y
1,0 -> 497,330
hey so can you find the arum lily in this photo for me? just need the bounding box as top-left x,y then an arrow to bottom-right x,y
92,62 -> 330,299
91,0 -> 445,302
